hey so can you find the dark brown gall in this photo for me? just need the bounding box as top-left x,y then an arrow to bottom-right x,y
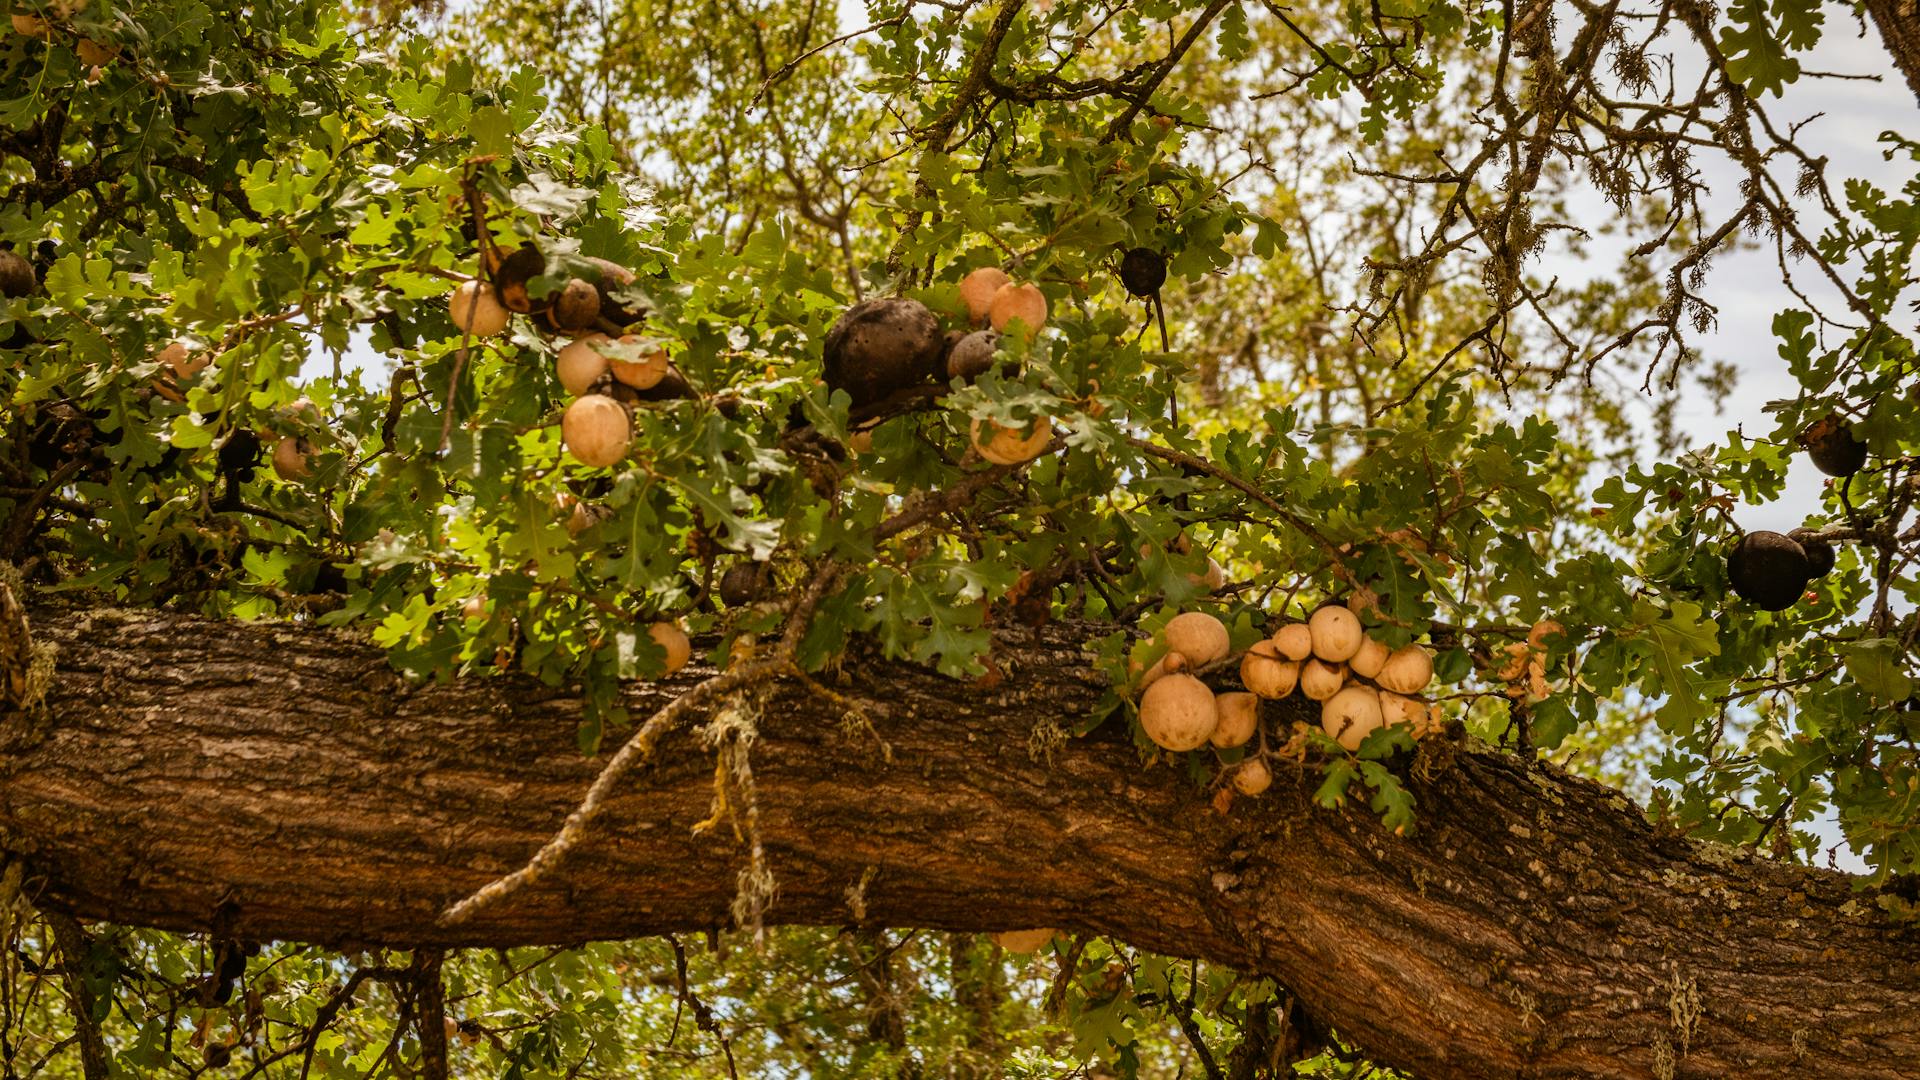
1728,531 -> 1813,611
822,297 -> 943,408
1800,414 -> 1868,478
491,244 -> 546,313
1119,247 -> 1167,298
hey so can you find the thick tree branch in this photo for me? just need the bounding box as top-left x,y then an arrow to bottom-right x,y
1866,0 -> 1920,102
3,605 -> 1920,1079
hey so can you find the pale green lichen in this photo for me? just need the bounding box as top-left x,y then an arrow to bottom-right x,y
844,865 -> 878,922
1668,971 -> 1702,1055
0,563 -> 55,712
1027,718 -> 1067,766
0,859 -> 23,944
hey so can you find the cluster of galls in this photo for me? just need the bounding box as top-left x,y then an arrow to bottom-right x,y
148,342 -> 314,490
1728,528 -> 1837,611
823,265 -> 1054,464
1723,411 -> 1864,612
1132,603 -> 1444,797
446,243 -> 676,469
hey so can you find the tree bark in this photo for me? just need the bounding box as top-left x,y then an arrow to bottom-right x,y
1867,0 -> 1920,103
3,605 -> 1919,1079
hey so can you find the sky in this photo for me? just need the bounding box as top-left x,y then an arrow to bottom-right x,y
1526,24 -> 1918,871
1539,23 -> 1917,534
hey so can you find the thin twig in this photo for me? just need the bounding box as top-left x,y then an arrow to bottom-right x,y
414,949 -> 449,1080
1122,435 -> 1351,583
1101,0 -> 1236,142
42,913 -> 108,1080
751,15 -> 908,107
438,564 -> 844,927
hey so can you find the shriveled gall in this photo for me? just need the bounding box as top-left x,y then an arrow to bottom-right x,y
1322,685 -> 1384,751
1791,531 -> 1837,578
0,248 -> 34,298
718,562 -> 773,607
1210,691 -> 1259,749
1308,605 -> 1363,662
1139,673 -> 1218,751
1240,640 -> 1299,699
823,297 -> 944,407
491,244 -> 546,313
1800,413 -> 1868,478
1727,530 -> 1813,611
449,280 -> 510,337
946,329 -> 1003,382
577,256 -> 646,327
1118,247 -> 1167,298
959,267 -> 1011,325
561,394 -> 631,468
549,278 -> 603,332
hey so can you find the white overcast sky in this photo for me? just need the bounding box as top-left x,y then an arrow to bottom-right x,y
1541,20 -> 1915,532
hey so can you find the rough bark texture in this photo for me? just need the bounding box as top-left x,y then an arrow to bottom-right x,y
1868,0 -> 1920,103
4,605 -> 1920,1079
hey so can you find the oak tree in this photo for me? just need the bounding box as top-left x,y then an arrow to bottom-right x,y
1,0 -> 1917,1077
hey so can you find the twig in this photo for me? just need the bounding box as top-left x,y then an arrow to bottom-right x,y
1374,314 -> 1501,416
414,950 -> 449,1080
1101,0 -> 1236,142
1170,958 -> 1226,1080
1122,435 -> 1351,583
751,16 -> 908,107
298,967 -> 409,1080
438,564 -> 844,927
42,912 -> 108,1080
667,931 -> 739,1077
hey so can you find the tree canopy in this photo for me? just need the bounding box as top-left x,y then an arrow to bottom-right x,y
1,0 -> 1917,1076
